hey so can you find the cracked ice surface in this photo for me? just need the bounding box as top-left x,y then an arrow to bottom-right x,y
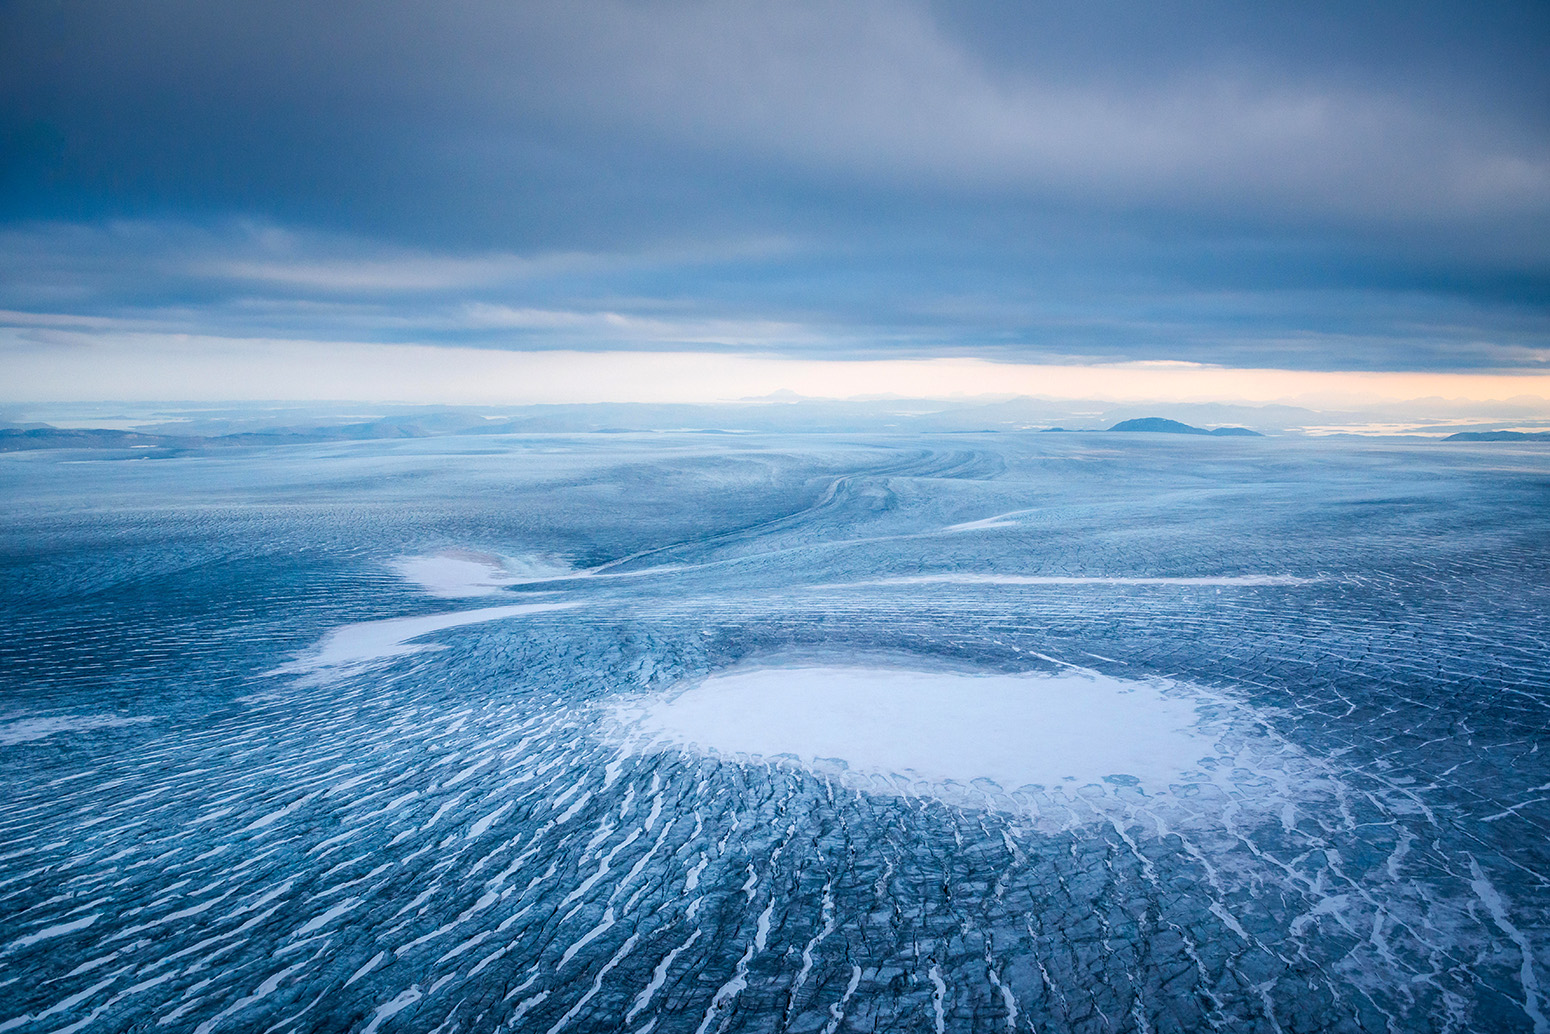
2,432 -> 1549,1033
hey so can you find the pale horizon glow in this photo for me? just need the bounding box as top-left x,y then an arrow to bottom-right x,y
4,334 -> 1549,410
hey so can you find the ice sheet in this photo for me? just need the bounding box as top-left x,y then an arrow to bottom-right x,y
624,666 -> 1215,792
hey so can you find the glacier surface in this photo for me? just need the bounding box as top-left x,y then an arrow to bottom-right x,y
1,431 -> 1548,1033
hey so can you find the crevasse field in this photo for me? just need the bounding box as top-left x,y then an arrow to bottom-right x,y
2,433 -> 1548,1034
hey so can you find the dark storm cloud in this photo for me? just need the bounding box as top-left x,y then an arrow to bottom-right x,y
1,0 -> 1546,371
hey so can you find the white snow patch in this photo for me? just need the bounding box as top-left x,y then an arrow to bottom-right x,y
392,551 -> 574,598
837,574 -> 1317,588
619,665 -> 1217,794
627,929 -> 700,1024
293,898 -> 359,937
361,987 -> 423,1034
823,966 -> 863,1034
0,715 -> 153,746
272,602 -> 582,681
928,964 -> 947,1034
1470,856 -> 1549,1034
344,950 -> 385,988
558,907 -> 616,969
5,914 -> 99,951
467,801 -> 514,839
942,511 -> 1031,532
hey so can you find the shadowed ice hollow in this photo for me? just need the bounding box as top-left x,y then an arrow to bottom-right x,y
619,665 -> 1218,793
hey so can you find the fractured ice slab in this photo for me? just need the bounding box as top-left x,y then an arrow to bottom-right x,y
620,665 -> 1217,793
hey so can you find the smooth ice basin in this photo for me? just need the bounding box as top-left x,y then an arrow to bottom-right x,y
631,665 -> 1215,791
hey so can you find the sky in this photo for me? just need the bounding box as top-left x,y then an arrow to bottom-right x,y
2,0 -> 1548,417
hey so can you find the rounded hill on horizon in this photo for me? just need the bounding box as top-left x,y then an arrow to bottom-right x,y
1107,417 -> 1263,436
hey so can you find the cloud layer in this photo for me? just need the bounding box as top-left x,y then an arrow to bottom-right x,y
1,0 -> 1546,390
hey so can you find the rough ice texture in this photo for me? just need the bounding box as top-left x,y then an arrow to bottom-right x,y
6,432 -> 1550,1034
626,666 -> 1211,792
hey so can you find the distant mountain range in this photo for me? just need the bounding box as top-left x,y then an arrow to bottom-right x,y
30,412 -> 1550,449
0,421 -> 433,452
1,411 -> 1272,450
1108,417 -> 1262,436
1043,417 -> 1263,436
1442,430 -> 1550,442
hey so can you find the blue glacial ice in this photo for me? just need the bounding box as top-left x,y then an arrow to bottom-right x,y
1,432 -> 1548,1032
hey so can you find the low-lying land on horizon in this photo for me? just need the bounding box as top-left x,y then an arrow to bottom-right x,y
4,399 -> 1548,451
